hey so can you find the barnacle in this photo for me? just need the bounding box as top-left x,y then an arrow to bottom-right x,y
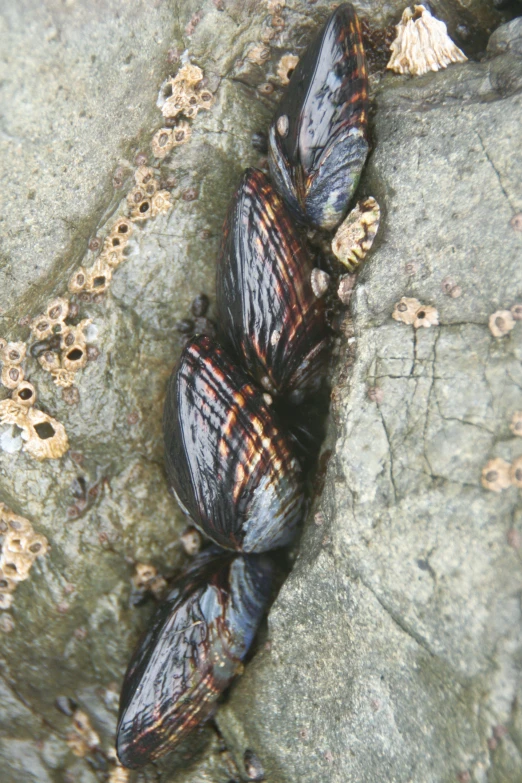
11,381 -> 36,408
46,297 -> 69,324
151,190 -> 172,217
38,350 -> 61,373
51,369 -> 76,389
134,166 -> 158,196
100,246 -> 125,269
510,412 -> 522,437
481,458 -> 512,492
392,297 -> 439,328
69,267 -> 89,294
1,342 -> 26,366
277,54 -> 298,85
392,297 -> 422,325
489,310 -> 516,337
387,5 -> 467,77
413,304 -> 439,329
247,44 -> 271,65
152,128 -> 174,158
331,198 -> 380,271
31,316 -> 53,340
128,186 -> 153,220
104,218 -> 133,254
85,257 -> 112,294
1,364 -> 24,390
0,503 -> 48,605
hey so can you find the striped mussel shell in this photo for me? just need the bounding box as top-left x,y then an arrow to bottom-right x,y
116,548 -> 273,767
268,3 -> 369,231
216,168 -> 329,400
163,335 -> 304,552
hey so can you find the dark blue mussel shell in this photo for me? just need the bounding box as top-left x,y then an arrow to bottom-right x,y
163,334 -> 304,552
116,548 -> 273,767
216,168 -> 329,399
268,3 -> 369,230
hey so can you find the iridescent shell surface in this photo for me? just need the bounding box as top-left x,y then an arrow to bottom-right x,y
116,548 -> 273,768
268,3 -> 369,230
163,335 -> 304,552
216,168 -> 329,399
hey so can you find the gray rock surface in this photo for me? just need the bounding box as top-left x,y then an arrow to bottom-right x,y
0,1 -> 520,782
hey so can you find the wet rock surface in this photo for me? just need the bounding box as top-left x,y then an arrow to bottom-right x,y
0,1 -> 521,782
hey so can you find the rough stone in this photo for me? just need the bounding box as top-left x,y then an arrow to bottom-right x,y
0,1 -> 521,782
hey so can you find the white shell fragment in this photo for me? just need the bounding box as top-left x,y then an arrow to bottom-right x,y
331,197 -> 380,272
387,5 -> 467,77
310,268 -> 330,298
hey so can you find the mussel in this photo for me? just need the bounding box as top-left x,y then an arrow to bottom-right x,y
268,3 -> 369,230
216,168 -> 329,399
163,335 -> 304,552
116,548 -> 273,767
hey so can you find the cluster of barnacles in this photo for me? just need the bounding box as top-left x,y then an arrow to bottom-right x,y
70,169 -> 171,298
0,503 -> 48,611
1,157 -> 175,463
0,339 -> 69,460
30,297 -> 93,390
153,64 -> 214,159
392,296 -> 439,328
240,0 -> 295,95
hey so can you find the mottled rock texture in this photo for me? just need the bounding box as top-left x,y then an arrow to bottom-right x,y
0,1 -> 520,782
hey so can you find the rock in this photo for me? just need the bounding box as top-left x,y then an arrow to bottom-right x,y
217,16 -> 522,783
0,1 -> 521,782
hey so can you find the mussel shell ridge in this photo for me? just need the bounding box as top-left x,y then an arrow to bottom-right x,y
163,335 -> 305,552
216,168 -> 329,398
268,3 -> 369,230
116,548 -> 273,767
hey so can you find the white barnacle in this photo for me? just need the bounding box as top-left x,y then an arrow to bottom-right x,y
387,5 -> 467,77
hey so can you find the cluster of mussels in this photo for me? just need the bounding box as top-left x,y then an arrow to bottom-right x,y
117,4 -> 369,769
